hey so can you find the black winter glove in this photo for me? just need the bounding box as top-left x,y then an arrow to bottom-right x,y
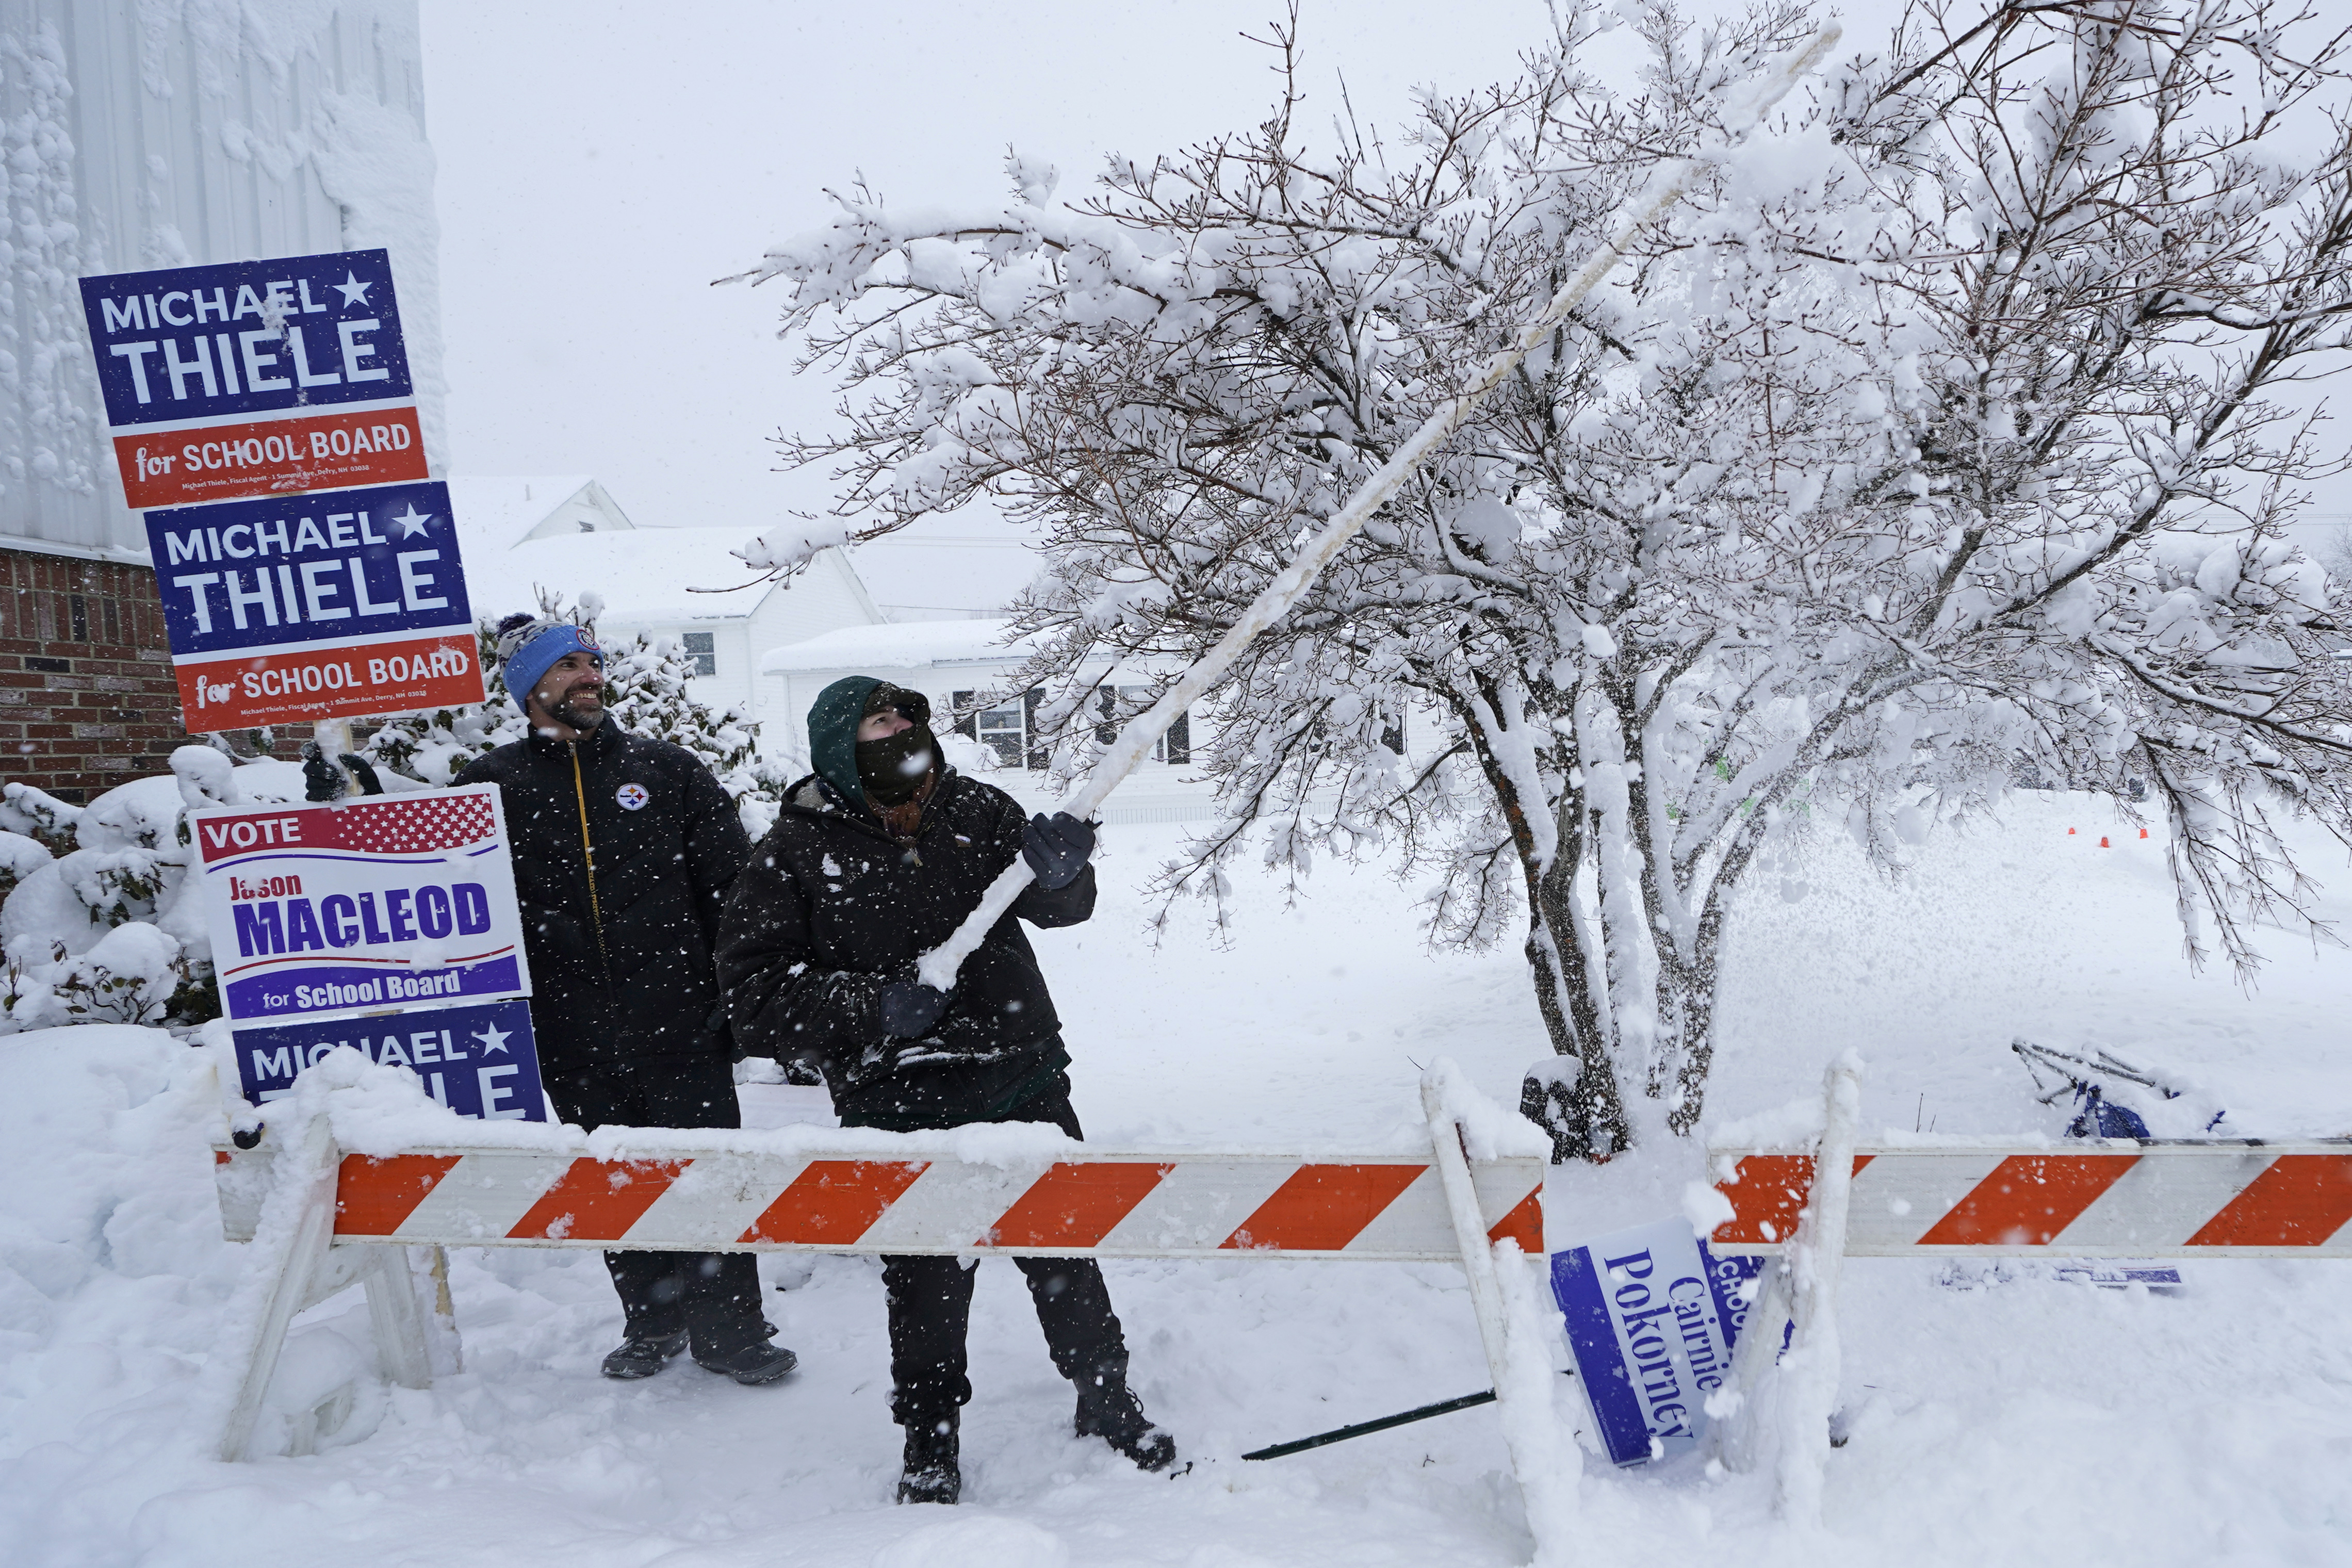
1021,812 -> 1096,891
300,744 -> 385,801
877,977 -> 950,1040
300,743 -> 343,802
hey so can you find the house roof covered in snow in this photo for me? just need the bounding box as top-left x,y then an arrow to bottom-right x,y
446,476 -> 615,556
845,536 -> 1040,622
447,475 -> 881,629
760,618 -> 1039,674
463,528 -> 782,625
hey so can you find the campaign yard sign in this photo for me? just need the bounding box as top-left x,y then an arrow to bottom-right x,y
147,478 -> 484,728
233,998 -> 546,1121
193,786 -> 531,1025
77,248 -> 428,509
1551,1216 -> 1768,1467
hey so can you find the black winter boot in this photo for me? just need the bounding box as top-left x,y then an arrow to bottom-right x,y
1074,1373 -> 1177,1473
897,1412 -> 961,1505
600,1329 -> 688,1379
693,1340 -> 799,1385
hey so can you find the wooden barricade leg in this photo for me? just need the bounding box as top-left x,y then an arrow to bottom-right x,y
1709,1254 -> 1793,1475
1423,1073 -> 1579,1565
418,1245 -> 464,1376
363,1245 -> 436,1390
218,1116 -> 340,1463
1774,1054 -> 1861,1528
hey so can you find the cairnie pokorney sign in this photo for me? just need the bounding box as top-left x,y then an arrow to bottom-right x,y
1550,1215 -> 1767,1466
193,786 -> 531,1027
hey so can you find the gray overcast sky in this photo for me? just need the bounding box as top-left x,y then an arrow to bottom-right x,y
417,0 -> 1561,557
417,0 -> 2348,585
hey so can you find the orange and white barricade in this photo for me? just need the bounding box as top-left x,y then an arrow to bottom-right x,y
1703,1054 -> 2352,1524
208,1066 -> 1572,1544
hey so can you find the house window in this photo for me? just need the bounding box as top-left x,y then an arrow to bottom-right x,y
682,632 -> 716,677
1092,687 -> 1189,764
954,688 -> 1050,770
955,689 -> 1028,768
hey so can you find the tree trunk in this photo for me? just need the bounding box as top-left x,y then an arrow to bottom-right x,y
1458,676 -> 1632,1163
1524,847 -> 1633,1162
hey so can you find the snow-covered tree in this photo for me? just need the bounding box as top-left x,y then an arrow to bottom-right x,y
733,0 -> 2352,1157
366,594 -> 793,837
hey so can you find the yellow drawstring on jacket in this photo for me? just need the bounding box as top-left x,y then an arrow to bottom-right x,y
570,746 -> 607,968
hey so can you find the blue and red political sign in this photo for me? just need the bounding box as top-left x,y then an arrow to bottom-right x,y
147,479 -> 483,729
233,998 -> 547,1122
192,786 -> 532,1026
77,249 -> 428,510
1550,1216 -> 1767,1466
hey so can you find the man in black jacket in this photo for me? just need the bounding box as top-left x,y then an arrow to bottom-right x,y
458,614 -> 796,1386
717,677 -> 1173,1505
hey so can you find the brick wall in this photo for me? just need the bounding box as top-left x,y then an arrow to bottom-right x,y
0,548 -> 186,804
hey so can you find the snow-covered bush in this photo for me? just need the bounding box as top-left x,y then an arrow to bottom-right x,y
0,590 -> 799,1033
0,754 -> 305,1032
363,594 -> 793,837
737,0 -> 2352,1156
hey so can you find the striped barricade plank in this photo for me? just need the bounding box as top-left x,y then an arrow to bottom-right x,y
214,1142 -> 1545,1261
1707,1143 -> 2352,1257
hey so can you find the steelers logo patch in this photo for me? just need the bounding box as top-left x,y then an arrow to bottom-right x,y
615,783 -> 649,811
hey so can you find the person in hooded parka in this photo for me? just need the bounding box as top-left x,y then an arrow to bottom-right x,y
457,614 -> 797,1386
716,677 -> 1176,1505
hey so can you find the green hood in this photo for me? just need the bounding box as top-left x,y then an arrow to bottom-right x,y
807,676 -> 939,808
807,676 -> 884,807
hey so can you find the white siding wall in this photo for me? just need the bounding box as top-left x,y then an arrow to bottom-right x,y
743,557 -> 885,759
772,660 -> 1213,817
0,0 -> 440,553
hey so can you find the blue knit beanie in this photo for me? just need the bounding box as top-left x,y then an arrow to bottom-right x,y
497,618 -> 603,713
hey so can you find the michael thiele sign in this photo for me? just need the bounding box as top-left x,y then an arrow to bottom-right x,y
232,998 -> 547,1122
146,479 -> 485,729
77,248 -> 428,509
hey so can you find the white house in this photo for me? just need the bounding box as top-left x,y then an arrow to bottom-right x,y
760,618 -> 1214,823
446,476 -> 880,746
445,477 -> 1217,820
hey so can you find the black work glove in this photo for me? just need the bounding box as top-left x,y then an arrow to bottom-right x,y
1021,812 -> 1096,890
300,742 -> 343,802
877,977 -> 950,1040
300,744 -> 386,800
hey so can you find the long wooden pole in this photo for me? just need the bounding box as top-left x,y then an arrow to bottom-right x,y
917,26 -> 1841,991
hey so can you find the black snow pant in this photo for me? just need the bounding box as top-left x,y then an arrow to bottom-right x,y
877,1090 -> 1131,1430
544,1055 -> 767,1358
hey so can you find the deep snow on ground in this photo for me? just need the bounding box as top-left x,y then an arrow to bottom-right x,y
4,793 -> 2351,1566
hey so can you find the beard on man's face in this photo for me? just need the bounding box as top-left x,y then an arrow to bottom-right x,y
538,678 -> 606,732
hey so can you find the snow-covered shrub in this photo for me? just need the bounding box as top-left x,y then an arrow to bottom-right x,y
738,0 -> 2352,1154
0,753 -> 304,1032
0,596 -> 796,1033
363,594 -> 793,837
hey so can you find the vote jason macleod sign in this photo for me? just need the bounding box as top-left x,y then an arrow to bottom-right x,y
149,478 -> 483,729
193,786 -> 530,1025
78,248 -> 427,509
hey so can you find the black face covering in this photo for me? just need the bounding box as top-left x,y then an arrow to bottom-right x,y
857,724 -> 937,805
